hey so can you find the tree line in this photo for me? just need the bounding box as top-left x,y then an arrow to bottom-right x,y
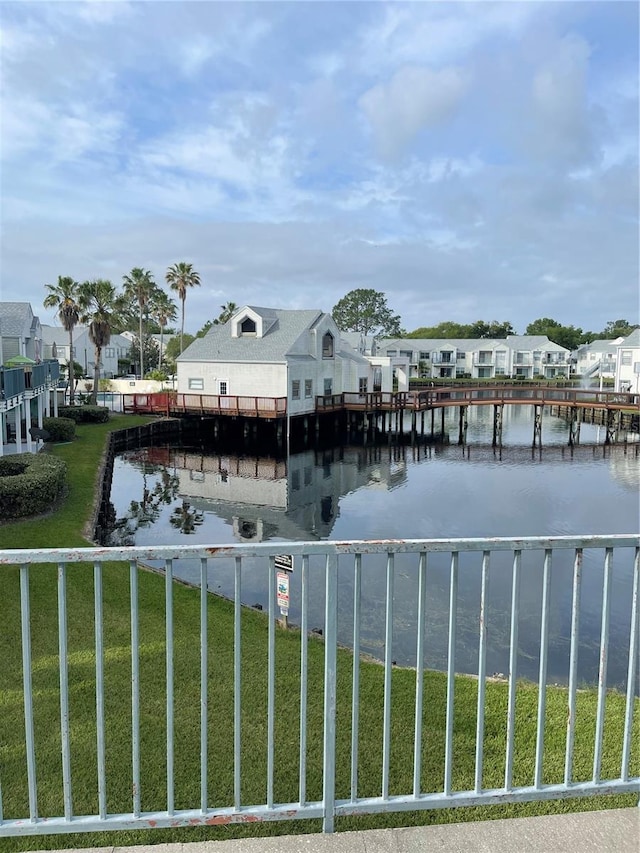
43,273 -> 636,405
43,263 -> 200,404
330,289 -> 638,350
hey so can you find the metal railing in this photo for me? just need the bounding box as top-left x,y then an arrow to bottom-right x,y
0,536 -> 638,838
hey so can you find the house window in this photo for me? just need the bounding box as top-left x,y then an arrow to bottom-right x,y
240,317 -> 256,335
218,380 -> 228,395
324,378 -> 332,396
387,349 -> 397,357
292,380 -> 300,400
419,351 -> 430,360
322,332 -> 334,358
304,379 -> 313,398
105,347 -> 115,358
621,351 -> 632,366
457,351 -> 465,360
359,377 -> 368,395
400,349 -> 413,358
188,378 -> 204,390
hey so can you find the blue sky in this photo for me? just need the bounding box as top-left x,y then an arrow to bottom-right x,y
1,0 -> 638,335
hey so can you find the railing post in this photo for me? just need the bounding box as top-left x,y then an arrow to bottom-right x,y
322,552 -> 338,833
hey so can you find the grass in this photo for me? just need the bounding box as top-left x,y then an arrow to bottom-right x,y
0,415 -> 638,850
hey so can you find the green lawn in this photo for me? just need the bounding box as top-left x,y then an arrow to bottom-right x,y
0,415 -> 637,850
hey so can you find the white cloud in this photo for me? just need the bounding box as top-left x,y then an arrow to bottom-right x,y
359,66 -> 469,157
528,35 -> 596,167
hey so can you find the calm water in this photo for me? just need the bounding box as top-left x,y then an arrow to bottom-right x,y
106,406 -> 640,689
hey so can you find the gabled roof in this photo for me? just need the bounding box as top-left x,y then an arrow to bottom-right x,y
177,307 -> 326,363
0,302 -> 36,337
575,339 -> 620,354
379,338 -> 511,351
619,328 -> 640,347
505,335 -> 568,351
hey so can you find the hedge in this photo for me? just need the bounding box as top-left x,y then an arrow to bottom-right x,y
58,405 -> 110,423
42,416 -> 76,442
0,453 -> 67,519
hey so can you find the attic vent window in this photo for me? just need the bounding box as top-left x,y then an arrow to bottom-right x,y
240,317 -> 256,335
322,332 -> 334,358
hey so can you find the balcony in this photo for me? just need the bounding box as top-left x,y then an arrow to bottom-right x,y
431,353 -> 456,365
0,535 -> 637,840
472,353 -> 495,366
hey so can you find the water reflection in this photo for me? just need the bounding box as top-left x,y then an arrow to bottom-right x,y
105,406 -> 640,689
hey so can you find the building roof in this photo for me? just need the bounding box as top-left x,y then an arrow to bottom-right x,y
379,335 -> 569,353
0,302 -> 37,337
575,339 -> 620,355
620,328 -> 640,347
177,307 -> 326,363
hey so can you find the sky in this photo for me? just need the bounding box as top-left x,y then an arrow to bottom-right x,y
1,0 -> 638,336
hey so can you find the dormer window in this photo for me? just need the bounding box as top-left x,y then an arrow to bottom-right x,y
240,317 -> 256,335
322,331 -> 334,359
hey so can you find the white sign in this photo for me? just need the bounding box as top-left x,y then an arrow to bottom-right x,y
275,554 -> 293,572
277,571 -> 290,613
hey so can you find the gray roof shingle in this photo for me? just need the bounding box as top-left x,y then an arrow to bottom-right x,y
177,307 -> 325,363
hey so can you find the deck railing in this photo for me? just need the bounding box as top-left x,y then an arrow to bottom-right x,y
1,536 -> 638,839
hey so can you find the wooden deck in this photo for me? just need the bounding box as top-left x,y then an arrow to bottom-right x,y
123,387 -> 640,419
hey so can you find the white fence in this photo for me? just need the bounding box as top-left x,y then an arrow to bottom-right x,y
0,536 -> 638,838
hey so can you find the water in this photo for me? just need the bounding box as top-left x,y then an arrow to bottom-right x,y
105,406 -> 640,689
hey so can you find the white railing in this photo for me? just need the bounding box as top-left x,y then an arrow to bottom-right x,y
0,536 -> 638,838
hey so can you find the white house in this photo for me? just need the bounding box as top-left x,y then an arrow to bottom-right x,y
377,336 -> 571,380
0,302 -> 42,364
41,324 -> 133,379
574,339 -> 621,383
176,306 -> 376,413
615,329 -> 640,393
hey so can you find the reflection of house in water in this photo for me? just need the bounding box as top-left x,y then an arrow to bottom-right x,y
607,447 -> 640,492
163,446 -> 409,542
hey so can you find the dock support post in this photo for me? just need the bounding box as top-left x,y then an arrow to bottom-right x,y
532,404 -> 542,448
441,407 -> 445,437
604,409 -> 618,445
568,407 -> 580,446
492,404 -> 503,447
458,405 -> 468,445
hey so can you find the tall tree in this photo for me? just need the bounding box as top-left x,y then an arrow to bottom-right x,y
78,279 -> 117,405
469,320 -> 515,338
407,320 -> 516,339
149,290 -> 178,368
332,288 -> 403,337
600,319 -> 640,339
43,275 -> 81,403
165,262 -> 201,354
122,268 -> 156,377
407,321 -> 471,339
213,301 -> 238,325
525,318 -> 584,351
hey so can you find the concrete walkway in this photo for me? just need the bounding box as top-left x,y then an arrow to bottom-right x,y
25,808 -> 639,853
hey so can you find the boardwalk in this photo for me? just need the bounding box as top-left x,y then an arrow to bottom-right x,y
124,386 -> 639,418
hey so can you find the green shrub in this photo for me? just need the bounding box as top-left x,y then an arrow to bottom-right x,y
0,453 -> 67,519
42,416 -> 76,442
58,405 -> 109,423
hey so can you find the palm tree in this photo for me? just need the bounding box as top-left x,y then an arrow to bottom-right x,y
213,301 -> 238,325
165,262 -> 201,354
43,276 -> 81,403
78,279 -> 117,405
122,268 -> 156,378
149,290 -> 178,369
